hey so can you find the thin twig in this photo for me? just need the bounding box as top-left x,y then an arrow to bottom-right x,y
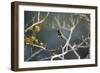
26,49 -> 43,61
25,12 -> 49,32
54,16 -> 70,31
38,12 -> 40,22
77,37 -> 90,48
51,14 -> 80,60
71,44 -> 80,59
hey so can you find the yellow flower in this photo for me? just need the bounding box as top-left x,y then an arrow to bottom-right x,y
35,39 -> 39,44
33,25 -> 40,32
25,37 -> 31,44
40,42 -> 44,46
31,36 -> 36,40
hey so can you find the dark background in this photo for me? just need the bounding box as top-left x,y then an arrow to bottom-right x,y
24,11 -> 90,61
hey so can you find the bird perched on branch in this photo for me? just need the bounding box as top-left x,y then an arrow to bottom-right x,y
57,29 -> 65,39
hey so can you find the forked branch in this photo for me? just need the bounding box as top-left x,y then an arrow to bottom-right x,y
25,12 -> 49,32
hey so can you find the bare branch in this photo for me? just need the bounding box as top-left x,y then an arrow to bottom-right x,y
25,12 -> 49,32
77,36 -> 90,48
38,12 -> 40,23
25,43 -> 61,61
26,43 -> 46,50
51,14 -> 82,60
61,46 -> 65,60
25,13 -> 90,61
51,26 -> 75,60
71,44 -> 80,59
42,37 -> 89,61
54,16 -> 70,31
32,17 -> 35,23
54,16 -> 61,28
26,49 -> 43,61
80,14 -> 90,22
70,14 -> 80,29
